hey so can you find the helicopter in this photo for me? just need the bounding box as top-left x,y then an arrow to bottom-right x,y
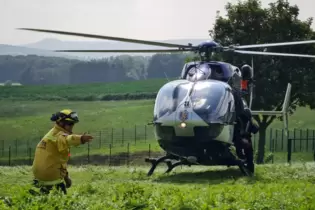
17,28 -> 315,176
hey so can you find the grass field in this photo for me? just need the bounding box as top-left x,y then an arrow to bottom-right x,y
1,99 -> 315,141
0,164 -> 315,209
0,79 -> 168,100
0,99 -> 155,141
1,99 -> 315,165
1,81 -> 315,209
0,78 -> 315,164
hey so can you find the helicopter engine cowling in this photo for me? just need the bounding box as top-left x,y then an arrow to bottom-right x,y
153,79 -> 237,158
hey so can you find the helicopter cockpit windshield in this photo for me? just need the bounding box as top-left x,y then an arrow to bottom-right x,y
153,79 -> 235,124
154,80 -> 193,120
191,80 -> 235,124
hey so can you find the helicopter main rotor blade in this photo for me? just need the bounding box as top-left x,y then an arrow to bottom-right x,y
17,28 -> 192,48
235,40 -> 315,49
234,50 -> 315,58
54,49 -> 192,53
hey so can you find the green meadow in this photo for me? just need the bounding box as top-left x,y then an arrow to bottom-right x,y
1,164 -> 315,209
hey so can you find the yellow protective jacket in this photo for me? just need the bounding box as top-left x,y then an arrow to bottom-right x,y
32,124 -> 82,185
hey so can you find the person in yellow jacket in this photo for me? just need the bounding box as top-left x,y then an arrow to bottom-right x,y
30,109 -> 93,195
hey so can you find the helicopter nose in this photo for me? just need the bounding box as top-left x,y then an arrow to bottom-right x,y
174,108 -> 208,136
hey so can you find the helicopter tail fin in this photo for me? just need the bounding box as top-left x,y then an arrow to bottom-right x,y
251,83 -> 291,135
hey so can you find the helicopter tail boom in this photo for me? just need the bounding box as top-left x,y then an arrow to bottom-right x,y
251,83 -> 291,136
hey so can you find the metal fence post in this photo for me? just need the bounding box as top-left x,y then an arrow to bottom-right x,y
99,131 -> 102,148
29,147 -> 32,165
144,125 -> 147,143
111,128 -> 114,146
281,129 -> 284,151
127,143 -> 130,167
15,139 -> 18,157
134,125 -> 137,145
287,138 -> 292,164
275,130 -> 278,152
2,140 -> 4,157
8,146 -> 11,166
87,142 -> 90,164
149,144 -> 151,158
269,128 -> 273,151
306,129 -> 309,152
293,128 -> 296,152
122,128 -> 124,146
109,144 -> 112,166
300,129 -> 303,152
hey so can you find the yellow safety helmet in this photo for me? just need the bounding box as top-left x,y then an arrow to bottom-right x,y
50,109 -> 79,124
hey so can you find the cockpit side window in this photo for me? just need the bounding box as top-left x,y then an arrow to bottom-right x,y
207,64 -> 224,81
181,63 -> 197,79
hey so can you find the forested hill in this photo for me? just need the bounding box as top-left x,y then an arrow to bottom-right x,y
0,53 -> 194,85
0,37 -> 205,85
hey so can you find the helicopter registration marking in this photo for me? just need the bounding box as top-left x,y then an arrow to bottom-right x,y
179,110 -> 189,122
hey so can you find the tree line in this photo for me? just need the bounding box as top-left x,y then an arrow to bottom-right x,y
0,53 -> 192,85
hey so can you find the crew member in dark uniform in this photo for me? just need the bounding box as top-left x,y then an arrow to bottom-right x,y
230,64 -> 258,172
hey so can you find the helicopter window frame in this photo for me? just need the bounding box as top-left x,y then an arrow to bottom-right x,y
172,82 -> 192,110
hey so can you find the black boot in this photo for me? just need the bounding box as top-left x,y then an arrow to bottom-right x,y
241,137 -> 255,173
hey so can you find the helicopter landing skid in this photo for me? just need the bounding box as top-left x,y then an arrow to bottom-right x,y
145,154 -> 191,176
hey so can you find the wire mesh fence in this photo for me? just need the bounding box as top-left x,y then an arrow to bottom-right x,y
0,126 -> 314,166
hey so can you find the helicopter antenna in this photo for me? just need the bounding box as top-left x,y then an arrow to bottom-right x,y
164,72 -> 170,82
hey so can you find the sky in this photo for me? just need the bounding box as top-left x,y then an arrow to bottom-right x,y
0,0 -> 313,45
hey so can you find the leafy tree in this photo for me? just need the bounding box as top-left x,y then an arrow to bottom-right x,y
210,0 -> 315,163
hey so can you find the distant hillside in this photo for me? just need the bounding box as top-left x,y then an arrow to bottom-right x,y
0,44 -> 83,60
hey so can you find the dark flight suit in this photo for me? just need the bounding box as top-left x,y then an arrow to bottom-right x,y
230,74 -> 256,172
